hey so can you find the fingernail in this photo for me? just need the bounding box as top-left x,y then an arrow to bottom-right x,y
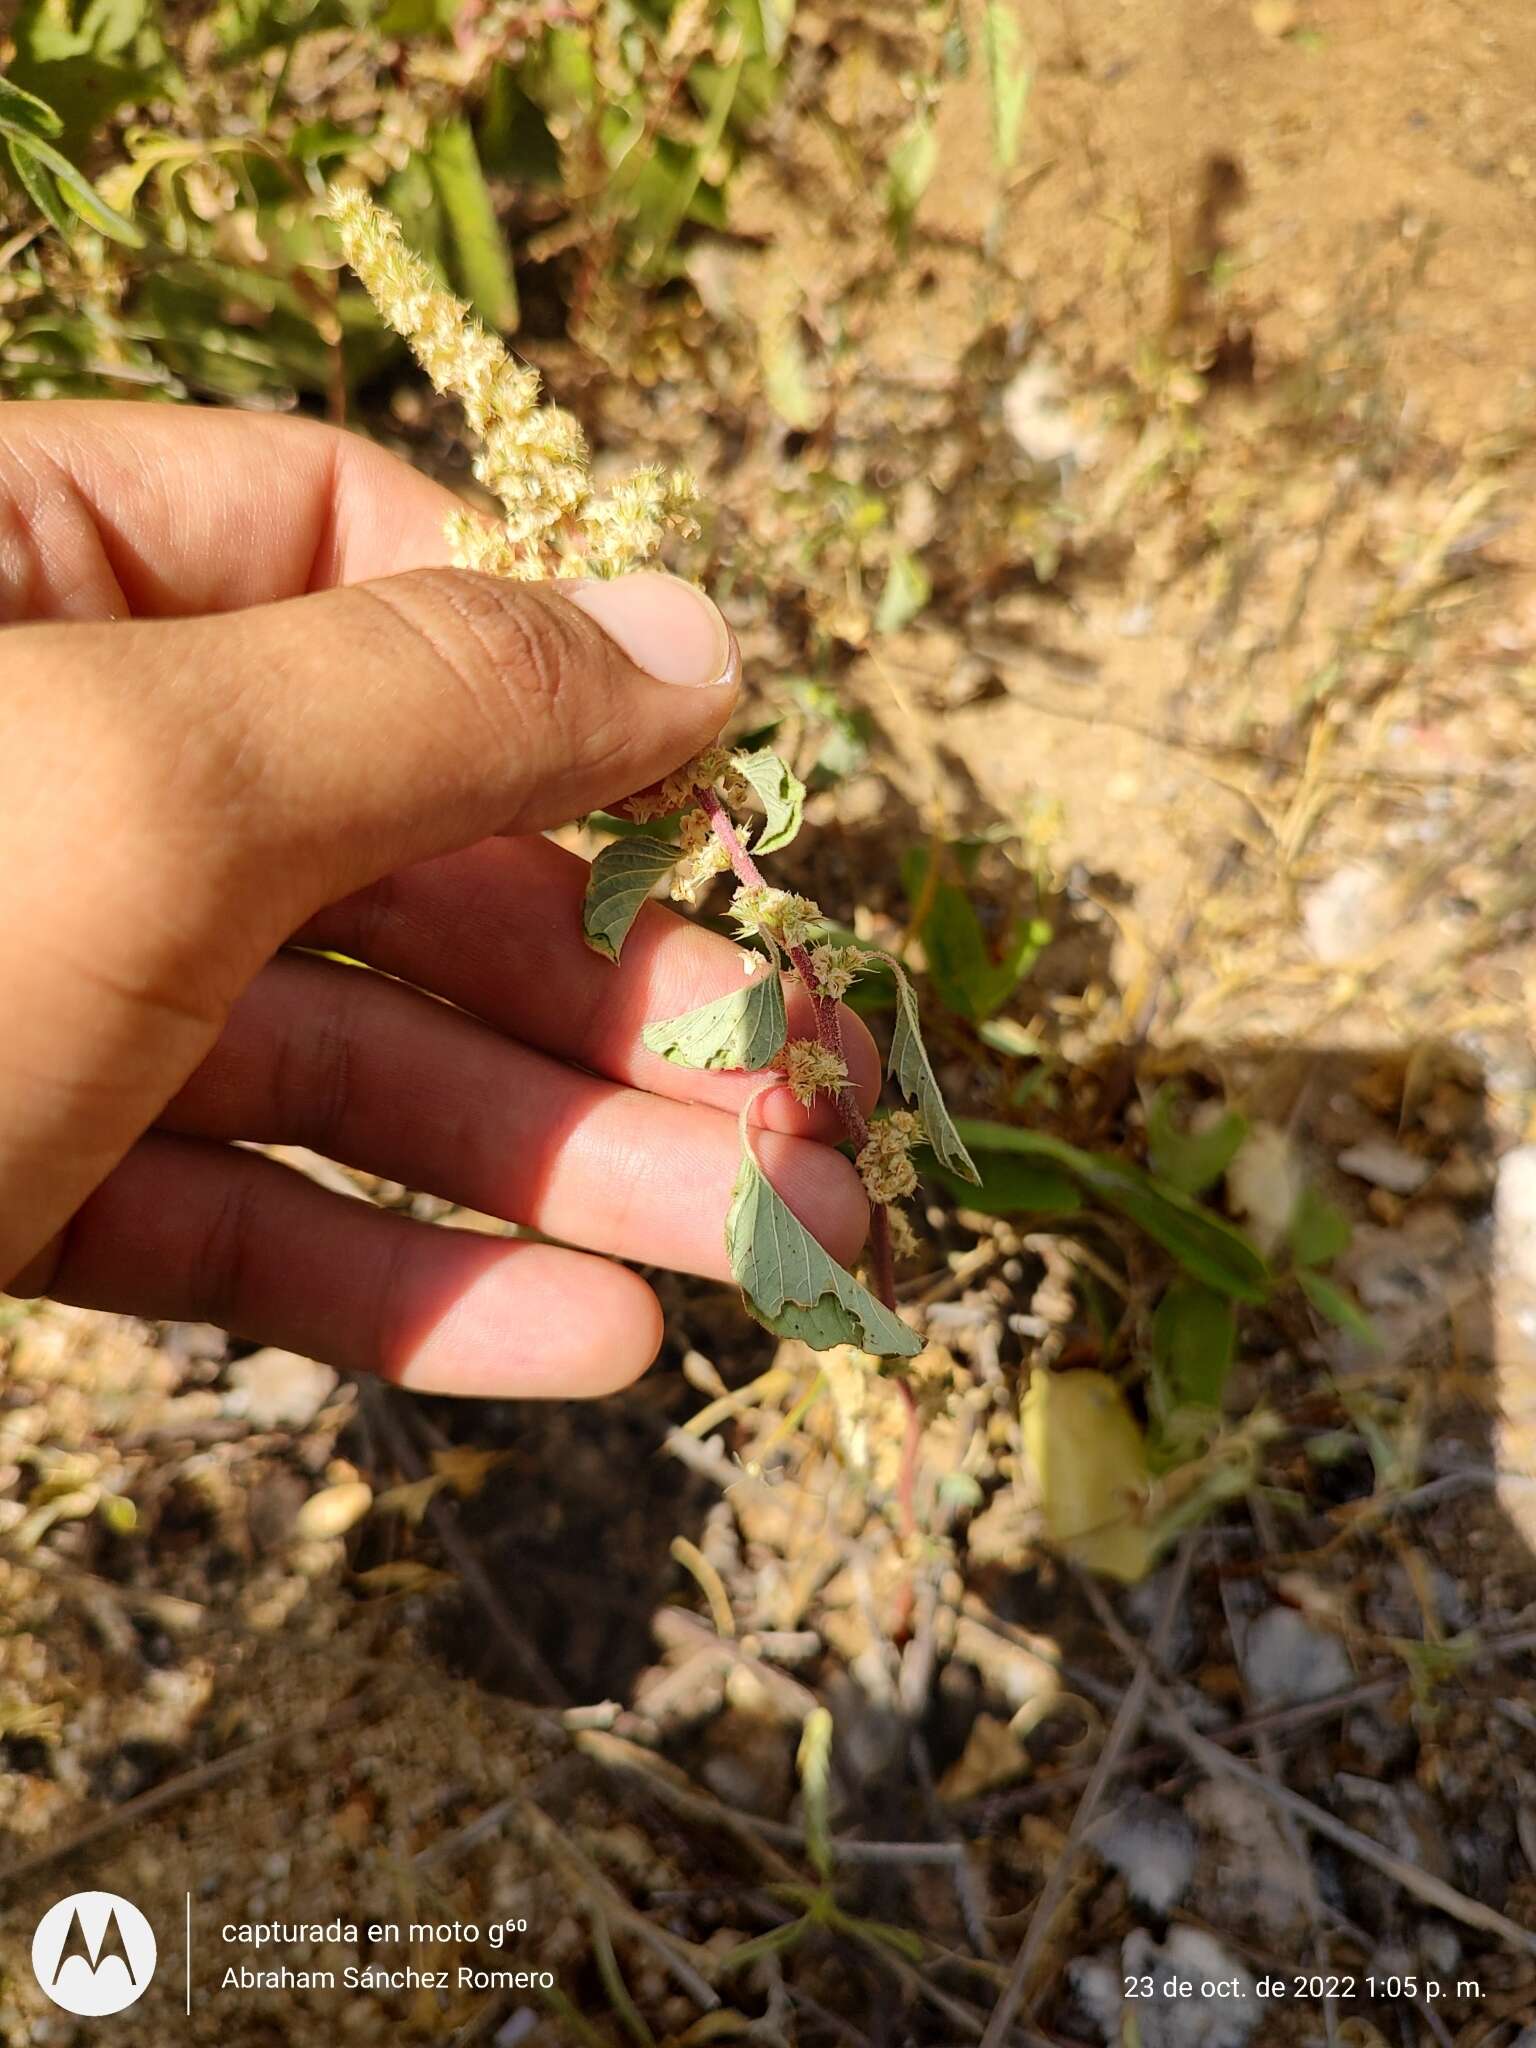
564,572 -> 737,688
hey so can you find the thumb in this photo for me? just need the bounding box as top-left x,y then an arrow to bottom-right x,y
153,565 -> 739,920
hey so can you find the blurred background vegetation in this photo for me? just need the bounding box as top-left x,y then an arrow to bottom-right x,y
0,0 -> 852,405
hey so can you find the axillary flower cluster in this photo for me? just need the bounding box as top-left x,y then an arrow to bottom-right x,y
328,187 -> 980,1362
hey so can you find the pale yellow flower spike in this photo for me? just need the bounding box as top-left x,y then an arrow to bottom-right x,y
326,184 -> 698,581
856,1110 -> 923,1204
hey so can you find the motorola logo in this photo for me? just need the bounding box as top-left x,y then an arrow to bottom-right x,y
31,1891 -> 157,2016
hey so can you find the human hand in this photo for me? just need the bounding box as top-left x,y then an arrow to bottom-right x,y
0,403 -> 873,1394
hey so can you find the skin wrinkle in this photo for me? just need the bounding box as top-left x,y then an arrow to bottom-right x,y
352,575 -> 540,794
4,406 -> 459,617
303,428 -> 350,596
0,447 -> 122,623
181,1144 -> 261,1331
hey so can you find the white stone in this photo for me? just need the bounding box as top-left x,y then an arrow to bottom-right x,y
1086,1796 -> 1196,1914
1337,1139 -> 1432,1195
1301,860 -> 1396,966
226,1349 -> 340,1432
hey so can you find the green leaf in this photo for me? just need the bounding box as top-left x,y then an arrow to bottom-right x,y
15,0 -> 150,62
426,116 -> 519,331
1146,1087 -> 1248,1197
0,74 -> 64,141
733,747 -> 805,856
884,109 -> 937,246
379,0 -> 459,30
5,137 -> 73,237
981,0 -> 1031,171
642,969 -> 787,1073
718,1919 -> 810,1971
1289,1184 -> 1352,1268
1151,1279 -> 1237,1415
479,64 -> 562,184
954,1118 -> 1270,1302
786,677 -> 870,783
977,1016 -> 1043,1059
886,960 -> 978,1182
757,291 -> 822,432
923,1148 -> 1080,1217
9,0 -> 162,145
874,544 -> 931,635
902,848 -> 1048,1023
0,117 -> 143,244
726,1110 -> 921,1357
1298,1269 -> 1378,1344
581,835 -> 678,963
828,1909 -> 926,1964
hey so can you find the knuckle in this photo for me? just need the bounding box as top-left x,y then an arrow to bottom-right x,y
188,1167 -> 259,1330
373,569 -> 600,734
271,965 -> 358,1153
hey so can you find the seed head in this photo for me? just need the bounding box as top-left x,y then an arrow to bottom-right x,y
730,886 -> 825,950
779,1038 -> 849,1106
670,808 -> 733,905
808,942 -> 878,1001
857,1110 -> 924,1204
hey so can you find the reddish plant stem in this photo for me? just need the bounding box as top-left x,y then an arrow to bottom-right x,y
695,787 -> 871,1150
696,783 -> 919,1551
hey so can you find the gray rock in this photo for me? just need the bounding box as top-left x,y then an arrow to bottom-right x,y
1121,1566 -> 1199,1672
1086,1796 -> 1197,1915
1186,1778 -> 1315,1944
1071,1926 -> 1263,2048
1343,1705 -> 1417,1775
1416,1920 -> 1460,1979
1362,1562 -> 1470,1639
1336,1775 -> 1452,1880
1240,1606 -> 1353,1708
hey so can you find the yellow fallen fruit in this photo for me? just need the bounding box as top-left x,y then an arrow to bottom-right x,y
1022,1369 -> 1155,1583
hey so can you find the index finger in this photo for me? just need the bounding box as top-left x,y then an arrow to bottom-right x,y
0,400 -> 461,624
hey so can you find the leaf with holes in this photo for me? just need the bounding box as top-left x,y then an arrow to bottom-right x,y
581,834 -> 678,963
726,1109 -> 920,1357
733,747 -> 806,856
642,967 -> 787,1072
887,960 -> 979,1182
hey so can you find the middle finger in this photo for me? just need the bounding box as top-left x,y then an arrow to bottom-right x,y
161,950 -> 869,1281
